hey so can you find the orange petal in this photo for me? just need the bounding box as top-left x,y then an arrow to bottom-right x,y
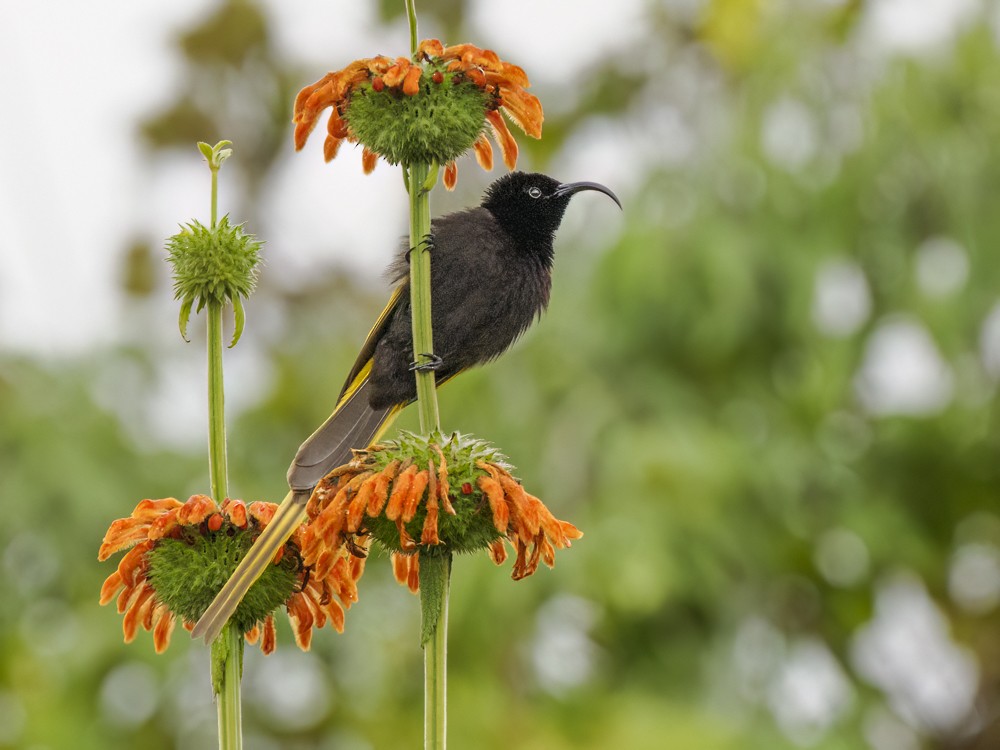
518,493 -> 544,538
407,557 -> 420,593
402,471 -> 429,523
420,504 -> 440,546
391,553 -> 411,586
223,498 -> 247,528
381,60 -> 410,88
247,501 -> 276,527
147,510 -> 179,541
402,65 -> 423,96
433,448 -> 455,515
324,597 -> 345,633
386,464 -> 417,520
539,535 -> 556,569
99,571 -> 123,606
294,118 -> 320,151
499,62 -> 530,88
287,593 -> 315,651
524,531 -> 544,577
418,38 -> 444,58
362,147 -> 378,174
305,517 -> 343,565
326,108 -> 349,139
262,615 -> 277,655
177,494 -> 217,525
117,540 -> 153,589
98,519 -> 146,561
559,520 -> 583,541
122,584 -> 155,643
443,161 -> 458,191
245,623 -> 261,645
323,135 -> 343,163
367,55 -> 395,75
465,67 -> 486,88
498,88 -> 543,139
486,110 -> 519,170
488,539 -> 508,566
396,518 -> 417,552
473,135 -> 494,172
368,460 -> 399,517
511,538 -> 529,580
477,475 -> 509,533
152,604 -> 175,653
442,44 -> 501,71
349,551 -> 367,583
131,497 -> 184,522
347,480 -> 374,532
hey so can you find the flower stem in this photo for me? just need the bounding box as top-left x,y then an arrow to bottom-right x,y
419,550 -> 451,750
405,0 -> 419,56
203,140 -> 238,749
207,302 -> 228,503
212,622 -> 244,750
407,161 -> 441,434
404,8 -> 447,746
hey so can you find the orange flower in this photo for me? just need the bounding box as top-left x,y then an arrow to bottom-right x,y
299,434 -> 582,593
99,495 -> 365,653
292,39 -> 543,188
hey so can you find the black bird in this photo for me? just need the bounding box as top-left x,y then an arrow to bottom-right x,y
192,171 -> 620,642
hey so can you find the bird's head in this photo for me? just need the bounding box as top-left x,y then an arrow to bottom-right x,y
481,171 -> 621,248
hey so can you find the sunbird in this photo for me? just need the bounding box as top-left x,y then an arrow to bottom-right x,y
192,171 -> 620,643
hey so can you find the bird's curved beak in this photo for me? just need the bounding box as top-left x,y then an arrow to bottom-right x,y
554,180 -> 622,210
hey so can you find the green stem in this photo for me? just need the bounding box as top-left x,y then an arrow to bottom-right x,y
405,0 -> 419,56
205,145 -> 237,750
419,551 -> 451,750
212,622 -> 244,750
207,302 -> 228,503
209,156 -> 220,229
407,161 -> 441,434
404,10 -> 446,747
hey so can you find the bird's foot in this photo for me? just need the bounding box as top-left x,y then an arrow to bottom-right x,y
409,353 -> 443,372
405,234 -> 435,261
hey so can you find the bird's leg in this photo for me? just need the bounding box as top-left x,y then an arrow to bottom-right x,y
409,353 -> 443,372
405,233 -> 435,262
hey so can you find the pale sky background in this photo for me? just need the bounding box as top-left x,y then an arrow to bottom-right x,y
0,0 -> 981,356
0,0 -> 649,356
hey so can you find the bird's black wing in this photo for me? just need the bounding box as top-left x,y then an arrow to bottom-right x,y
338,281 -> 408,402
287,282 -> 409,493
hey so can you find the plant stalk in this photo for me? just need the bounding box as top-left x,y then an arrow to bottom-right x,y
206,143 -> 238,749
207,302 -> 228,504
213,622 -> 244,750
407,161 -> 441,434
405,7 -> 448,747
419,551 -> 451,750
406,0 -> 419,56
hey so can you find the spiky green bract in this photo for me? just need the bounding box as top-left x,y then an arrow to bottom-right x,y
361,430 -> 511,555
346,61 -> 491,166
146,525 -> 297,636
165,215 -> 262,343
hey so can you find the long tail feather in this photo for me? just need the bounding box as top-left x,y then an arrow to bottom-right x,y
288,379 -> 397,492
192,378 -> 402,645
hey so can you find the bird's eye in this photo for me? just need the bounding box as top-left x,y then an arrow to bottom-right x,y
527,186 -> 543,199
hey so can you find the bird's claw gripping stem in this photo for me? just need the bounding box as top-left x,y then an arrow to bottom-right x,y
409,353 -> 443,372
405,234 -> 435,261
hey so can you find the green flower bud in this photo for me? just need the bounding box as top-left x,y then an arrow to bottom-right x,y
165,215 -> 262,344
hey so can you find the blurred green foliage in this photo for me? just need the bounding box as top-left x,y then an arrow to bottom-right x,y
4,1 -> 1000,748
